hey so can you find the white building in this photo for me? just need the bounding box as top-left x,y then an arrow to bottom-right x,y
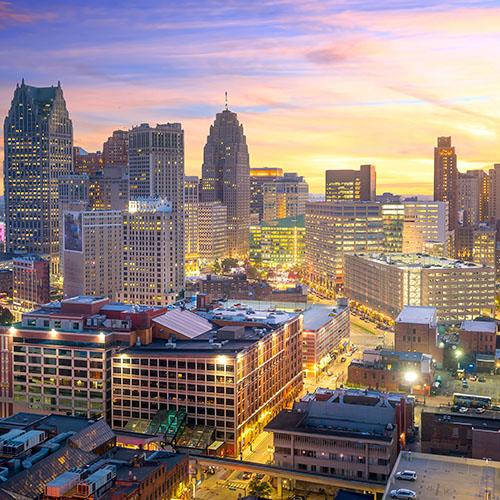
198,201 -> 228,263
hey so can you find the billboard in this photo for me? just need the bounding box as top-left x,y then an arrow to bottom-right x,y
64,212 -> 83,252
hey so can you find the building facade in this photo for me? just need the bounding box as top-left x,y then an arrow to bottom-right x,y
200,107 -> 250,258
325,165 -> 376,202
344,253 -> 496,322
102,129 -> 128,168
305,202 -> 384,295
434,136 -> 458,230
184,176 -> 200,276
250,167 -> 284,220
4,81 -> 73,261
73,147 -> 103,175
120,199 -> 184,306
198,201 -> 228,263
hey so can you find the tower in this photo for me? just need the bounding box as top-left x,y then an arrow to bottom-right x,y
434,136 -> 458,230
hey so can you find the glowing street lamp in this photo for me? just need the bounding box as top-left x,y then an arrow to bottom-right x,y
404,371 -> 418,395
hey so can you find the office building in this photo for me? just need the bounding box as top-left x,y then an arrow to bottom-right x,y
261,172 -> 309,222
102,129 -> 128,168
198,201 -> 227,263
489,163 -> 500,224
421,408 -> 500,460
266,388 -> 415,483
63,210 -> 123,299
381,203 -> 405,252
12,255 -> 50,319
250,215 -> 305,268
305,202 -> 384,295
434,136 -> 458,230
112,304 -> 303,458
200,106 -> 250,257
88,165 -> 129,211
344,252 -> 496,322
73,147 -> 103,175
458,171 -> 484,226
325,165 -> 376,202
128,123 -> 184,212
384,451 -> 500,500
394,306 -> 442,364
348,349 -> 434,393
401,201 -> 449,255
302,301 -> 350,379
184,176 -> 200,276
4,81 -> 73,260
459,319 -> 497,356
120,199 -> 184,306
455,224 -> 496,266
0,296 -> 166,420
250,167 -> 283,219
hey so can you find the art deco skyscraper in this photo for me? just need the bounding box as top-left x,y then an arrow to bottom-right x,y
200,105 -> 250,257
3,80 -> 73,259
434,136 -> 458,230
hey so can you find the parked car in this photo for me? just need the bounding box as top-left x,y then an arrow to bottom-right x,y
390,489 -> 417,499
242,471 -> 252,480
458,406 -> 468,413
395,470 -> 417,481
340,357 -> 347,363
478,376 -> 487,383
476,407 -> 486,414
462,380 -> 469,389
469,375 -> 478,382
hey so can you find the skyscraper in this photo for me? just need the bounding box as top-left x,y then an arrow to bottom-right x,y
103,129 -> 128,168
325,164 -> 376,202
73,147 -> 103,175
128,123 -> 184,211
184,176 -> 200,275
200,106 -> 250,257
120,199 -> 184,306
3,80 -> 73,260
434,136 -> 458,230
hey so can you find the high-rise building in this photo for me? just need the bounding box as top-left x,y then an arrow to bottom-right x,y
128,123 -> 184,212
305,202 -> 384,295
63,210 -> 123,299
4,80 -> 73,260
488,163 -> 500,224
250,167 -> 283,219
73,147 -> 103,175
325,165 -> 376,202
89,166 -> 129,211
198,202 -> 228,263
262,172 -> 309,222
458,172 -> 484,226
455,224 -> 496,267
102,129 -> 128,168
250,215 -> 305,268
120,199 -> 184,306
12,254 -> 50,319
381,203 -> 405,252
184,176 -> 200,276
200,107 -> 250,257
434,136 -> 458,230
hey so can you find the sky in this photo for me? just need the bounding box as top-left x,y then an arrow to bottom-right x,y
1,0 -> 500,194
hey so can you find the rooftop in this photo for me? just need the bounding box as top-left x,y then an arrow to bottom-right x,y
396,306 -> 437,326
460,319 -> 497,333
153,308 -> 213,339
384,451 -> 500,500
303,303 -> 348,331
199,304 -> 297,326
353,252 -> 486,270
423,406 -> 500,429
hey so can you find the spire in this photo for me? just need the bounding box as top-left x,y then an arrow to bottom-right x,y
21,77 -> 25,86
224,91 -> 228,111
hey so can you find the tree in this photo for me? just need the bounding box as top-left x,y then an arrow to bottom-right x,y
247,477 -> 272,498
221,257 -> 239,273
0,307 -> 14,325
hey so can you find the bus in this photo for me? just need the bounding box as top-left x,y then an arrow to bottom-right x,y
453,393 -> 492,409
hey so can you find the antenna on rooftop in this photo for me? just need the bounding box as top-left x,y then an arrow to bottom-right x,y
225,91 -> 228,110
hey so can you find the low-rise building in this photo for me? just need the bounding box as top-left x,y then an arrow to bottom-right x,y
384,451 -> 500,500
348,349 -> 433,394
394,306 -> 443,365
266,388 -> 415,483
302,301 -> 350,379
344,252 -> 496,323
421,407 -> 500,460
459,319 -> 497,356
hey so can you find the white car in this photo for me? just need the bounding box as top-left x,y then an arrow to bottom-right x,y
395,470 -> 417,481
390,489 -> 417,499
458,406 -> 468,413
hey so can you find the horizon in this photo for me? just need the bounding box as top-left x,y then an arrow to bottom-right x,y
2,0 -> 500,194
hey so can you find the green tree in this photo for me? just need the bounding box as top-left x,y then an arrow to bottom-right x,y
247,477 -> 272,498
221,257 -> 239,272
0,307 -> 14,325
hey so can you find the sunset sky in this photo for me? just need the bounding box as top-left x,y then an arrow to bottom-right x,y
1,0 -> 500,194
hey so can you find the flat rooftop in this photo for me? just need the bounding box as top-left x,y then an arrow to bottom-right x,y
396,306 -> 436,325
303,303 -> 348,331
199,305 -> 297,326
384,451 -> 500,499
460,319 -> 497,333
423,406 -> 500,429
354,252 -> 486,270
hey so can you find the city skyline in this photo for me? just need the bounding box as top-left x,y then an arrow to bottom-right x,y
2,1 -> 500,194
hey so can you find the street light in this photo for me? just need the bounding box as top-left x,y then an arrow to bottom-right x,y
404,371 -> 418,384
455,349 -> 463,370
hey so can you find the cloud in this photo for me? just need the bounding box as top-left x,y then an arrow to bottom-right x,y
0,1 -> 54,27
